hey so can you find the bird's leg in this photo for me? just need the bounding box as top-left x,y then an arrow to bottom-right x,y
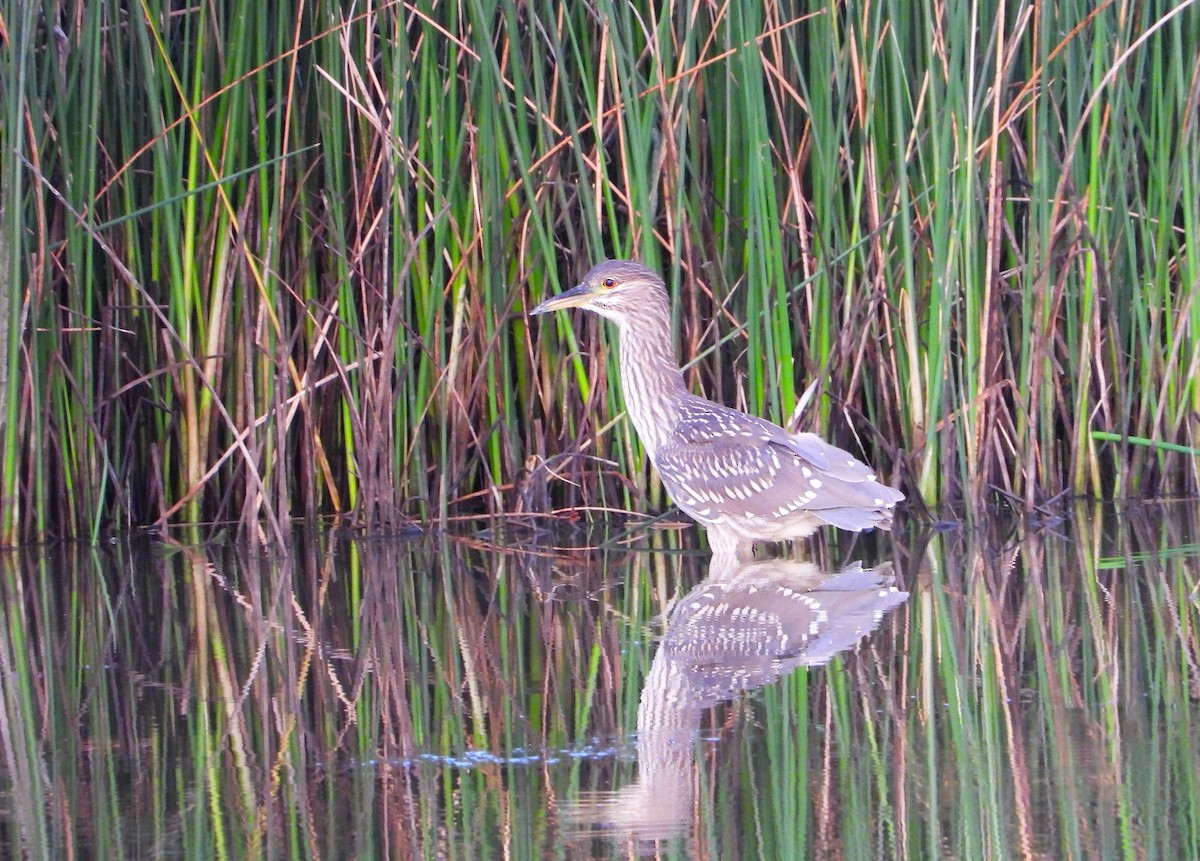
705,529 -> 755,571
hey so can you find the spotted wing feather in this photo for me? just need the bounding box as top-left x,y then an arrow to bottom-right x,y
656,399 -> 902,531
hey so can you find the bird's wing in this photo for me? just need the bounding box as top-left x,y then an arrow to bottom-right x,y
657,401 -> 902,525
655,435 -> 896,523
787,431 -> 895,486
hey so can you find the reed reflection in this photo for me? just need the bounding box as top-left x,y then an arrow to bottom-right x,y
567,550 -> 908,845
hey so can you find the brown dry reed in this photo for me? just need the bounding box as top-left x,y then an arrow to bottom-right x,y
2,1 -> 1199,544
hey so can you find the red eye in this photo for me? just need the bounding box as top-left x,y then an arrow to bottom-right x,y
603,277 -> 616,288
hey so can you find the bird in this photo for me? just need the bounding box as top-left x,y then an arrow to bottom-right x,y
530,259 -> 903,559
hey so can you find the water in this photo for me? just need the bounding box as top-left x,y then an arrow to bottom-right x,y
1,502 -> 1198,859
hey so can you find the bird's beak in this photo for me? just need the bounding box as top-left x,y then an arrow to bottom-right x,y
530,281 -> 595,315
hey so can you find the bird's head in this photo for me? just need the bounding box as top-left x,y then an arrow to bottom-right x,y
530,259 -> 669,327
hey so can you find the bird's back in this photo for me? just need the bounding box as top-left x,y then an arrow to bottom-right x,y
652,394 -> 902,541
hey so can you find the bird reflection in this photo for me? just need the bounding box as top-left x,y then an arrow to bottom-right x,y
565,551 -> 908,846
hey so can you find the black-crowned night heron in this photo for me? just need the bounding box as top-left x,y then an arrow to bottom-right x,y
531,259 -> 903,557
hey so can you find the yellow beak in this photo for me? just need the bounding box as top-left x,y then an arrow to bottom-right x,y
530,282 -> 596,315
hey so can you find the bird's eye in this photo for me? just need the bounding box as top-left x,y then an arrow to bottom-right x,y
602,277 -> 617,288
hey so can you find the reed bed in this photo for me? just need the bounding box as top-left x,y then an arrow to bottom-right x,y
2,1 -> 1199,543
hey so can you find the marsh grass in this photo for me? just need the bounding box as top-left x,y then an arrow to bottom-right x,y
2,2 -> 1199,542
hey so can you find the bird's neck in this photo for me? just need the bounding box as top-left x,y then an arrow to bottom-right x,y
616,310 -> 688,457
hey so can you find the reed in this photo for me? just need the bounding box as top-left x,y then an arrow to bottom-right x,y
2,1 -> 1198,542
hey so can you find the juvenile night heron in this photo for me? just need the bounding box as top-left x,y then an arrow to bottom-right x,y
531,259 -> 903,558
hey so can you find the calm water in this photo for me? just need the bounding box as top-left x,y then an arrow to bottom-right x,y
1,502 -> 1198,859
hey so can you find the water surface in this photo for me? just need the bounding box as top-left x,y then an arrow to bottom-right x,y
1,502 -> 1198,859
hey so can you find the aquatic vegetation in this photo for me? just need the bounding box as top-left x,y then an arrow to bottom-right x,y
2,2 -> 1197,542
